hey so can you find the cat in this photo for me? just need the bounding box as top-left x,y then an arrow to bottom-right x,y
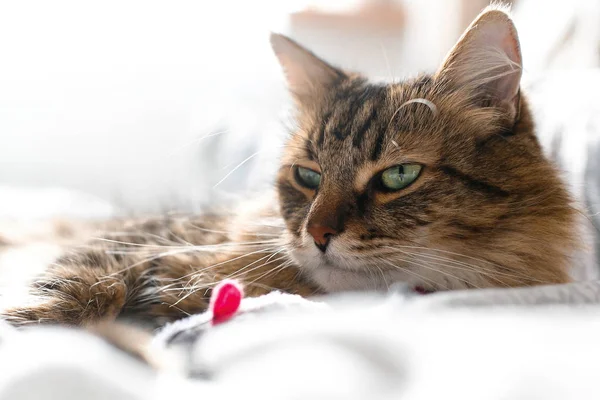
1,5 -> 580,327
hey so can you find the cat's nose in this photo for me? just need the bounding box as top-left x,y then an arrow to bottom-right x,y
307,224 -> 338,252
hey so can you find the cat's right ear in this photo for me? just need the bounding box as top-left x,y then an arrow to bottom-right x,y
270,33 -> 345,106
434,7 -> 522,122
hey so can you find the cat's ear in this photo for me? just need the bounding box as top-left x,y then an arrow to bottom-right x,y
435,7 -> 522,121
270,33 -> 345,105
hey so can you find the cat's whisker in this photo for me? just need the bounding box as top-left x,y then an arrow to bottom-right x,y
410,254 -> 525,284
372,262 -> 390,290
102,230 -> 196,246
379,42 -> 395,84
213,150 -> 262,188
263,247 -> 288,264
383,245 -> 504,270
386,247 -> 522,278
186,249 -> 286,285
163,228 -> 195,248
243,259 -> 295,289
175,248 -> 281,280
382,244 -> 545,283
170,253 -> 290,307
162,129 -> 228,160
102,245 -> 271,257
107,245 -> 277,278
184,222 -> 281,238
390,249 -> 509,288
221,255 -> 289,283
381,252 -> 482,289
377,258 -> 447,290
159,302 -> 192,317
91,237 -> 279,251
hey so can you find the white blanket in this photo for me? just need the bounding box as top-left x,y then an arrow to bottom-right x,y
3,281 -> 600,399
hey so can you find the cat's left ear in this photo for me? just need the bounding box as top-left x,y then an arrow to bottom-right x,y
435,7 -> 522,121
270,33 -> 345,106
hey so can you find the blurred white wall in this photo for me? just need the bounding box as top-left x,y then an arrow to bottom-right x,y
2,0 -> 598,217
0,0 -> 303,215
290,0 -> 467,80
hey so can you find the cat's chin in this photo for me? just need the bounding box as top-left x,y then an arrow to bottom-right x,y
307,264 -> 389,292
308,265 -> 436,294
290,244 -> 407,292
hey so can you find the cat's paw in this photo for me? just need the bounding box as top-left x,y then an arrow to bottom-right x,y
1,300 -> 65,326
1,277 -> 127,327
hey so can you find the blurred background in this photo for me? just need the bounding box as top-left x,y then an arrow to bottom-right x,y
1,0 -> 600,220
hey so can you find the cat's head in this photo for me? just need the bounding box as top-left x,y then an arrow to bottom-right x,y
271,6 -> 578,292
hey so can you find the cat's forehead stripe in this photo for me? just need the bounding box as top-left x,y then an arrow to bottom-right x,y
336,86 -> 369,141
315,80 -> 389,156
370,123 -> 387,161
315,111 -> 330,148
351,107 -> 377,148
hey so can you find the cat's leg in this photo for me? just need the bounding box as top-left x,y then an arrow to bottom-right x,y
1,242 -> 221,326
1,243 -> 306,327
1,248 -> 134,326
1,214 -> 314,327
0,216 -> 229,326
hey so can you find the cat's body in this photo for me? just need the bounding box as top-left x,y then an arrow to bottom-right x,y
1,6 -> 582,326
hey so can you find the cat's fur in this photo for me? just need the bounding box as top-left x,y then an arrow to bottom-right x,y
1,6 -> 580,326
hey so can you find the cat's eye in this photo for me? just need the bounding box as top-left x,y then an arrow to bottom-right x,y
295,166 -> 321,189
380,164 -> 422,191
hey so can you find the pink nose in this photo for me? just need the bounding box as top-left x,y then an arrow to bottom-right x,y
307,224 -> 338,252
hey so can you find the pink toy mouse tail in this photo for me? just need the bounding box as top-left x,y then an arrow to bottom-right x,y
209,279 -> 244,326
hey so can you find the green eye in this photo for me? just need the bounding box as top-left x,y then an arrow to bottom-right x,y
295,166 -> 321,189
380,164 -> 422,191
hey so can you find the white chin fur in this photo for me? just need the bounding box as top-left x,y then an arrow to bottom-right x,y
309,266 -> 392,292
289,239 -> 408,292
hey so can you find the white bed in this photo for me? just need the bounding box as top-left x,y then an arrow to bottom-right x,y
3,283 -> 600,400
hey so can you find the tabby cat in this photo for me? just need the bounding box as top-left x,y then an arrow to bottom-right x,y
2,6 -> 579,326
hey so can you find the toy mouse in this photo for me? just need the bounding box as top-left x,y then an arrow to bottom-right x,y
209,279 -> 244,326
